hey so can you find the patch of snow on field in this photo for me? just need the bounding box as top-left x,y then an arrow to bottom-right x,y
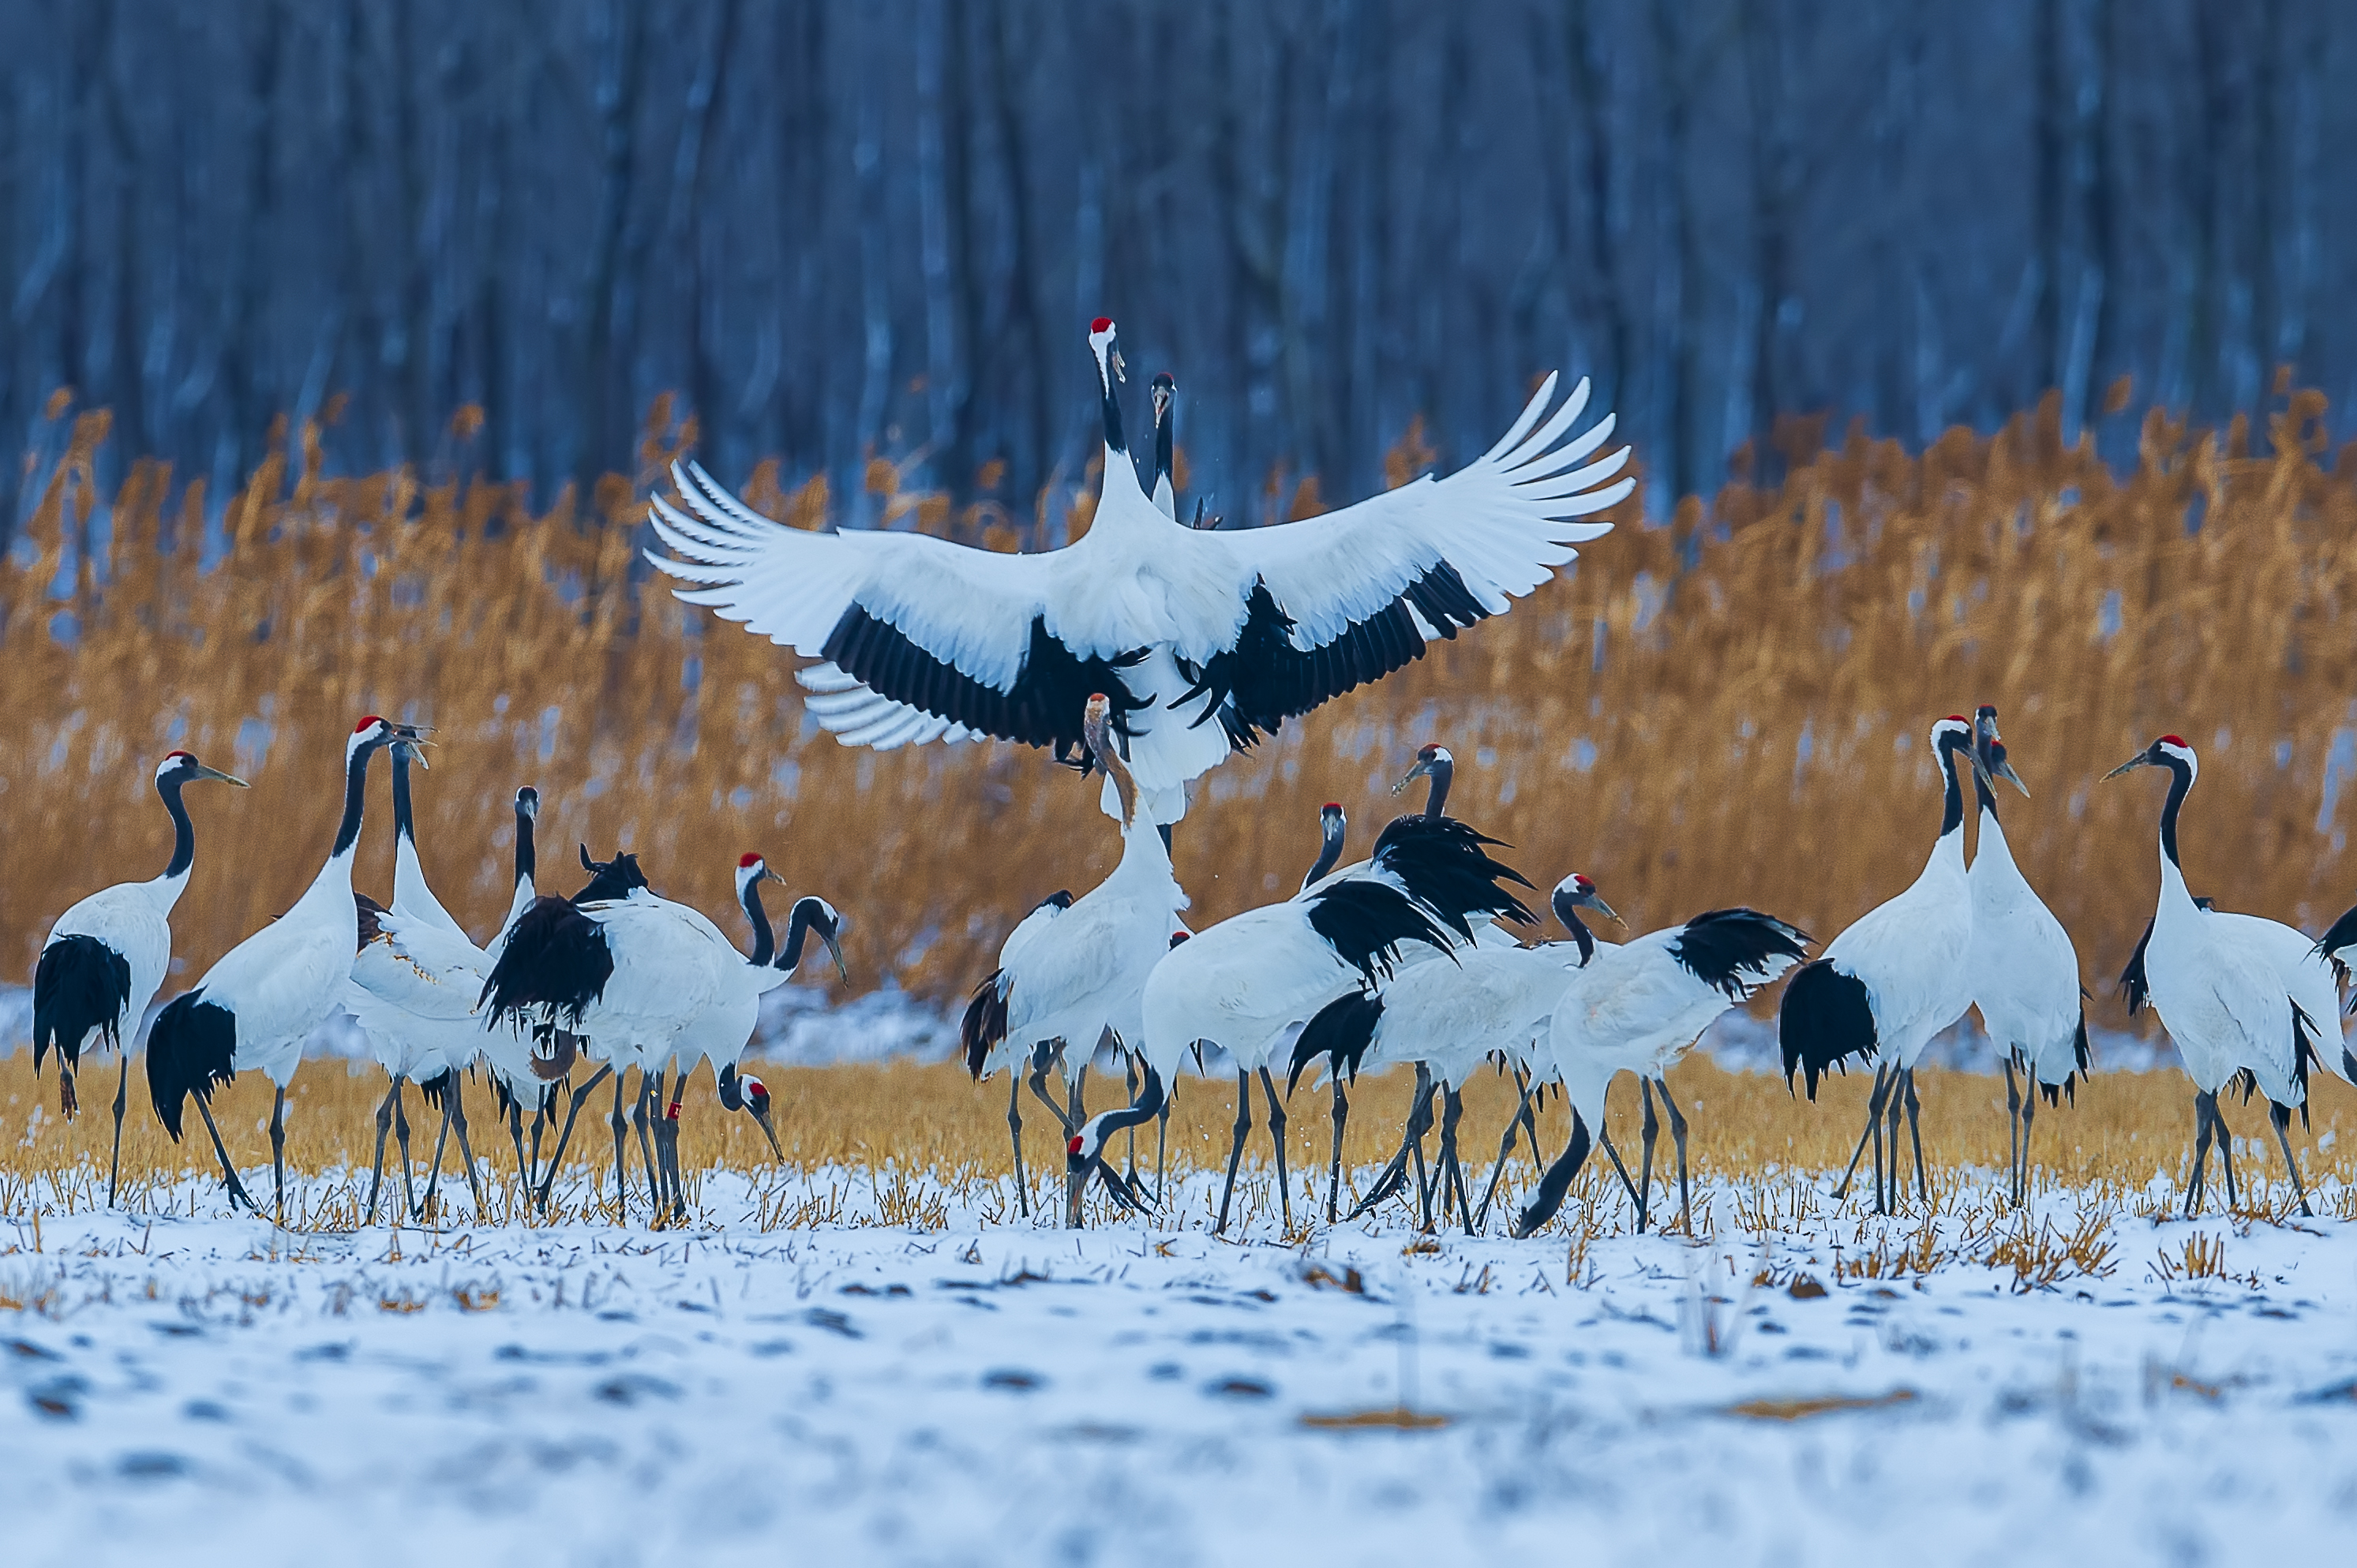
3,1165 -> 2356,1566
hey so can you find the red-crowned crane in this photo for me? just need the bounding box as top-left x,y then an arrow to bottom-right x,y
961,694 -> 1187,1226
147,717 -> 419,1214
1962,707 -> 2089,1205
2108,735 -> 2318,1216
646,855 -> 846,1219
344,736 -> 489,1223
1118,803 -> 1531,1235
1290,874 -> 1618,1235
1778,716 -> 1979,1214
650,317 -> 1630,836
1509,888 -> 1811,1238
33,750 -> 245,1203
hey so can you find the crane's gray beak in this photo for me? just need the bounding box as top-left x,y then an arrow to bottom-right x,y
1994,754 -> 2029,797
1392,758 -> 1432,795
748,1100 -> 783,1162
821,926 -> 849,985
192,764 -> 249,788
2103,754 -> 2151,781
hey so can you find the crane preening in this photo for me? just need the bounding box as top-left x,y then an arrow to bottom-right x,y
649,317 -> 1631,834
33,750 -> 246,1205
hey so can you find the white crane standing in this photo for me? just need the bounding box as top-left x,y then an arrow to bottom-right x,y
33,750 -> 245,1203
2108,735 -> 2317,1216
960,694 -> 1187,1226
650,316 -> 1630,834
1962,707 -> 2089,1205
1778,716 -> 1979,1214
147,717 -> 419,1214
1512,890 -> 1812,1237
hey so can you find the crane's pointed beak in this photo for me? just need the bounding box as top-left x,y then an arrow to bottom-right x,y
1592,896 -> 1625,926
749,1102 -> 783,1162
2103,754 -> 2152,781
1110,345 -> 1126,384
193,764 -> 249,788
822,926 -> 849,985
1392,758 -> 1433,796
1995,754 -> 2029,797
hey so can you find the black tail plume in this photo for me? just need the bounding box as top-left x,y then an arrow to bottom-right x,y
1287,991 -> 1384,1094
1302,880 -> 1452,984
1668,908 -> 1813,999
478,896 -> 614,1028
144,992 -> 237,1142
32,934 -> 132,1074
1366,814 -> 1534,937
2314,899 -> 2357,986
961,971 -> 1009,1080
1778,960 -> 1878,1100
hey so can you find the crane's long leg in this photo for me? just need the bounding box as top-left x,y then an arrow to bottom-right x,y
1259,1068 -> 1293,1233
534,1062 -> 613,1211
1005,1072 -> 1030,1219
1879,1066 -> 1907,1214
366,1078 -> 400,1224
2003,1057 -> 2024,1206
443,1073 -> 483,1214
1403,1064 -> 1440,1231
1833,1063 -> 1892,1201
1437,1085 -> 1473,1237
191,1095 -> 255,1211
2213,1095 -> 2239,1211
1155,1080 -> 1174,1207
507,1094 -> 530,1205
1212,1070 -> 1253,1235
1598,1128 -> 1645,1218
607,1071 -> 634,1221
1063,1061 -> 1091,1227
268,1085 -> 288,1223
2186,1091 -> 2215,1217
1656,1076 -> 1693,1234
2268,1101 -> 2313,1218
1123,1057 -> 1140,1188
1325,1076 -> 1351,1225
630,1070 -> 661,1220
1346,1067 -> 1441,1223
1635,1079 -> 1661,1233
107,1050 -> 129,1207
392,1080 -> 418,1223
1027,1045 -> 1076,1136
527,1097 -> 549,1196
1902,1068 -> 1929,1207
2018,1075 -> 2038,1206
1475,1070 -> 1540,1232
422,1076 -> 455,1219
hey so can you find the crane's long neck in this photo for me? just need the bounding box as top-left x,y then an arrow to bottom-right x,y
1299,819 -> 1345,892
152,773 -> 197,908
1153,406 -> 1174,503
742,878 -> 777,967
1551,889 -> 1598,966
777,900 -> 838,974
1919,734 -> 1969,884
499,804 -> 538,938
391,746 -> 424,901
304,739 -> 383,907
1971,765 -> 2015,869
2157,759 -> 2194,905
1423,759 -> 1452,819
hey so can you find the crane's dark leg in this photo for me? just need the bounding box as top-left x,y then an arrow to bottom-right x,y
2186,1091 -> 2215,1217
607,1071 -> 634,1220
1833,1063 -> 1891,1201
1879,1065 -> 1908,1214
2268,1101 -> 2313,1218
1657,1076 -> 1692,1233
268,1085 -> 287,1222
1436,1085 -> 1473,1236
527,1098 -> 549,1195
1063,1060 -> 1091,1226
444,1072 -> 482,1213
1259,1067 -> 1292,1233
1634,1079 -> 1661,1233
1155,1080 -> 1174,1207
392,1079 -> 418,1222
366,1078 -> 400,1224
191,1095 -> 255,1211
659,1070 -> 688,1222
630,1069 -> 661,1219
1027,1044 -> 1076,1136
422,1076 -> 455,1219
535,1062 -> 613,1211
1475,1071 -> 1540,1231
1124,1057 -> 1141,1187
107,1050 -> 130,1207
1404,1064 -> 1439,1230
2003,1057 -> 2024,1205
2018,1075 -> 2039,1205
1006,1072 -> 1030,1218
1902,1068 -> 1930,1207
507,1094 -> 530,1200
1345,1066 -> 1439,1222
1598,1128 -> 1646,1218
2213,1096 -> 2239,1211
1213,1070 -> 1253,1235
1325,1076 -> 1351,1224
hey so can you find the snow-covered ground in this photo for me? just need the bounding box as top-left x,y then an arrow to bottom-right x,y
5,1164 -> 2355,1566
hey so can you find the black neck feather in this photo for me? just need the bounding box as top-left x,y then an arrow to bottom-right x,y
1153,406 -> 1173,492
1100,364 -> 1126,455
332,741 -> 380,858
513,803 -> 536,891
2160,758 -> 2190,869
778,899 -> 829,971
742,878 -> 776,967
392,746 -> 417,850
1302,824 -> 1344,890
1973,762 -> 1997,823
1423,760 -> 1452,819
1936,733 -> 1968,838
1552,889 -> 1597,965
159,773 -> 197,880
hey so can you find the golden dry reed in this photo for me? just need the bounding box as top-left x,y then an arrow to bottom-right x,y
6,387 -> 2357,1102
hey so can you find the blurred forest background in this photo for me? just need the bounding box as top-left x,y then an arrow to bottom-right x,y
4,0 -> 2353,544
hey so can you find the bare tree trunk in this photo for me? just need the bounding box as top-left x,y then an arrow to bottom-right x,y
576,0 -> 646,500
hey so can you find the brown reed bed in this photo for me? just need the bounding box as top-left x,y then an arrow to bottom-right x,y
8,387 -> 2357,1039
4,1050 -> 2352,1233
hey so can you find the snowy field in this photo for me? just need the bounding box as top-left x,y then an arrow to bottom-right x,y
6,1163 -> 2356,1567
